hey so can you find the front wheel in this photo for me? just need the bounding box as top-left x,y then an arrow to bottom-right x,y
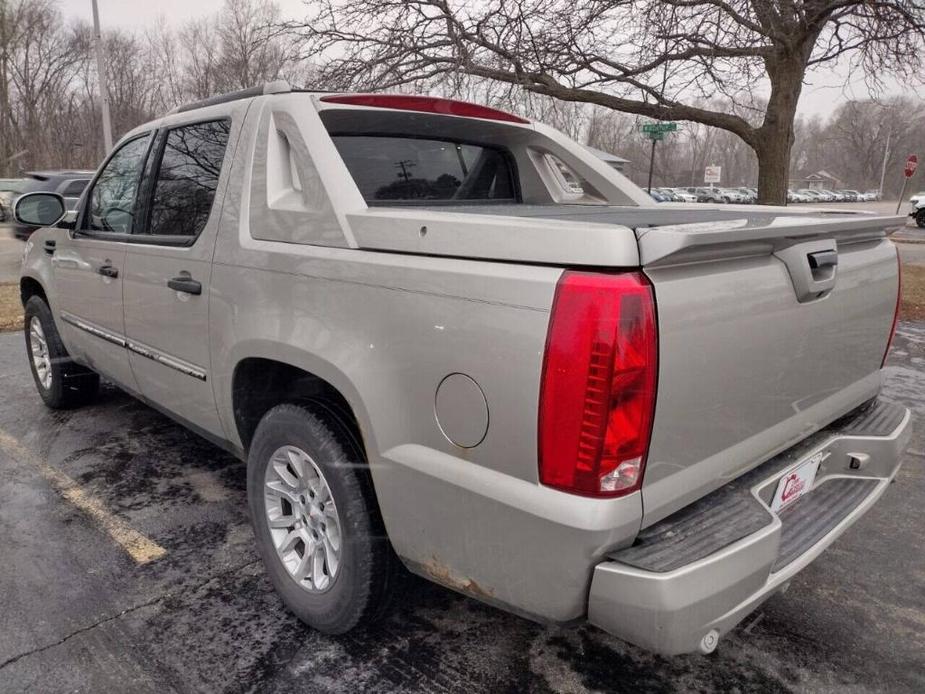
24,296 -> 99,409
247,404 -> 399,634
914,209 -> 925,228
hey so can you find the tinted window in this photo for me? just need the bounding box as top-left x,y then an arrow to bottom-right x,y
144,120 -> 231,237
85,136 -> 150,233
331,135 -> 516,204
61,179 -> 89,197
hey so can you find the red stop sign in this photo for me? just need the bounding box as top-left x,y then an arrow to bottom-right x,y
905,154 -> 918,178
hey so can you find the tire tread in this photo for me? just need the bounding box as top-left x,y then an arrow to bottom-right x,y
23,296 -> 99,409
248,403 -> 399,633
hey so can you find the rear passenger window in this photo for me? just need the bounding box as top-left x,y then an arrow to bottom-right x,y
331,135 -> 517,204
142,120 -> 230,238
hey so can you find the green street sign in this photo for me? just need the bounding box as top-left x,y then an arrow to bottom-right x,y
641,122 -> 678,133
644,130 -> 665,141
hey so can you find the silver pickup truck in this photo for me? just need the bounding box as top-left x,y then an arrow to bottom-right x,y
15,82 -> 910,656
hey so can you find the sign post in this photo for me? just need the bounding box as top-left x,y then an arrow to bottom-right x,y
639,122 -> 678,194
897,154 -> 918,214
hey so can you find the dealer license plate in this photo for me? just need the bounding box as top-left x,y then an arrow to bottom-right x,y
770,451 -> 825,512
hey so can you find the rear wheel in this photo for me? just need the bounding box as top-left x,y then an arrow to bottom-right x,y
247,404 -> 398,633
24,296 -> 99,409
914,209 -> 925,228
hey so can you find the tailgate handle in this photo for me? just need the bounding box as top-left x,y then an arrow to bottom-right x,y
774,240 -> 838,303
808,250 -> 838,270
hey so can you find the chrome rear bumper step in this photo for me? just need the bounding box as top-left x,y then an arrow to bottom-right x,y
609,399 -> 907,574
589,398 -> 912,655
773,477 -> 877,571
837,398 -> 907,436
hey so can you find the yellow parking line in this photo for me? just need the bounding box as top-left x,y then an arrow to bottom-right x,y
0,430 -> 167,564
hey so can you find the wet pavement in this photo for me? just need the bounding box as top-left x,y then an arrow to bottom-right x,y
0,327 -> 923,693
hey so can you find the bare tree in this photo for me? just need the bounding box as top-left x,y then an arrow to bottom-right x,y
288,0 -> 925,203
0,0 -> 304,175
1,0 -> 85,172
179,18 -> 223,101
817,97 -> 923,193
217,0 -> 291,90
145,19 -> 187,114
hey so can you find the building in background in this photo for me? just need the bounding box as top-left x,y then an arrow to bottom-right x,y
791,170 -> 842,191
584,145 -> 630,173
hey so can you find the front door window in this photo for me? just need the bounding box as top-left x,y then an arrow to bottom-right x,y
83,135 -> 150,234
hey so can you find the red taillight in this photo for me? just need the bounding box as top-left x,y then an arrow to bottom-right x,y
319,94 -> 530,124
882,249 -> 902,367
538,271 -> 658,497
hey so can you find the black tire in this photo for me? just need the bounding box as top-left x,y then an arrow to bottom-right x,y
23,296 -> 99,409
247,403 -> 399,634
915,209 -> 925,229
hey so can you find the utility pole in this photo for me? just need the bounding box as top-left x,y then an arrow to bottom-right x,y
0,1 -> 9,176
878,130 -> 891,199
91,0 -> 113,154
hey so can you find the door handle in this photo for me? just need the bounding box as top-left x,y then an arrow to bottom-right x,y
97,264 -> 119,278
167,276 -> 202,295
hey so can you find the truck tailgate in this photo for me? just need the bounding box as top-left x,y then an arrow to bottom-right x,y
637,214 -> 901,526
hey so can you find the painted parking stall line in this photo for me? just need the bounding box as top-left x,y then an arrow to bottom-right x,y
0,429 -> 167,564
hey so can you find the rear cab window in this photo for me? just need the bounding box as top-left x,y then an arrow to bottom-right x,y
316,103 -> 635,208
330,135 -> 517,205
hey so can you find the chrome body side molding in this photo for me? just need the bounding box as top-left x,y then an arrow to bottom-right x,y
61,311 -> 207,381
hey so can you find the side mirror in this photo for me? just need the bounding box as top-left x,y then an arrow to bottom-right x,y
14,192 -> 66,228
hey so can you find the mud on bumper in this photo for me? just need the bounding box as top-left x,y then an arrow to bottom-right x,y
588,399 -> 912,655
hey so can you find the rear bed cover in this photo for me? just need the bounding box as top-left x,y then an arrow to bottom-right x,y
354,203 -> 903,266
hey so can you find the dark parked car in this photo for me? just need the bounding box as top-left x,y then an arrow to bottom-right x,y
11,170 -> 93,239
686,186 -> 726,203
0,178 -> 27,223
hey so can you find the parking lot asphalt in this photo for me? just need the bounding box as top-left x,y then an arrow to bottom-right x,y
0,329 -> 923,693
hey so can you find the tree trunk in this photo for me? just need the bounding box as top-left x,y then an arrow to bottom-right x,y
754,136 -> 793,206
753,44 -> 815,206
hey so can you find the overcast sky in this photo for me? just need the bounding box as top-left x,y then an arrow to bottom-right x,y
60,0 -> 906,120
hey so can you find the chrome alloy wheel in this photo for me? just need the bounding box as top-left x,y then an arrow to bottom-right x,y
29,316 -> 52,390
264,445 -> 342,592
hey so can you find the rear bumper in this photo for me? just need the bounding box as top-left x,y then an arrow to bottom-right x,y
588,399 -> 912,655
